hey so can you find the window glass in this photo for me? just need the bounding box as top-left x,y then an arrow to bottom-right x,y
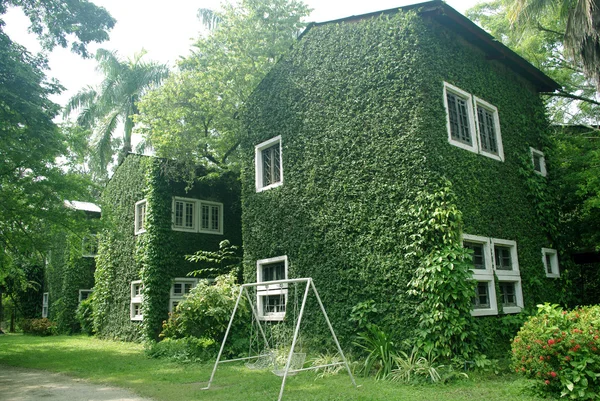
447,92 -> 472,145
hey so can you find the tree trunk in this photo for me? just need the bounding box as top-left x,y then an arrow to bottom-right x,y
10,308 -> 15,333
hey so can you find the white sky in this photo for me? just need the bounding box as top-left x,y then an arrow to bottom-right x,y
3,0 -> 483,107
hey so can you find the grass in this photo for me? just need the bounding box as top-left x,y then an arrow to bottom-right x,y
0,334 -> 545,401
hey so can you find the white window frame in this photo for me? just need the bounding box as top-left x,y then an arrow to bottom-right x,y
492,238 -> 520,277
134,200 -> 147,235
497,278 -> 524,314
81,234 -> 98,258
256,255 -> 288,321
474,96 -> 504,161
198,200 -> 224,235
530,147 -> 547,177
542,248 -> 560,278
463,235 -> 524,315
255,136 -> 283,193
172,197 -> 197,232
130,280 -> 143,321
78,289 -> 92,302
443,82 -> 504,161
463,234 -> 497,317
42,292 -> 49,318
444,82 -> 478,154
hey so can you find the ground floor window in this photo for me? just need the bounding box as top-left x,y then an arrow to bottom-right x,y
256,255 -> 288,321
130,280 -> 143,321
463,234 -> 524,316
169,278 -> 199,313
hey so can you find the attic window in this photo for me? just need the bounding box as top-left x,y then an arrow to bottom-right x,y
530,147 -> 547,176
255,136 -> 283,192
443,82 -> 504,161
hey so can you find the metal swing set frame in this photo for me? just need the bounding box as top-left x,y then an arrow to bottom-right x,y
201,277 -> 357,401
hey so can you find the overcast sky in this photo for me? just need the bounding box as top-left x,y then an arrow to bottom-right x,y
3,0 -> 483,107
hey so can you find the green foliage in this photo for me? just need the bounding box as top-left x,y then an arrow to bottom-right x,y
0,0 -> 114,57
137,0 -> 311,177
241,7 -> 561,355
353,325 -> 396,380
160,273 -> 248,349
310,352 -> 344,378
406,183 -> 477,359
64,49 -> 169,176
512,303 -> 600,399
145,337 -> 216,363
186,239 -> 242,281
349,300 -> 378,331
93,154 -> 241,341
21,318 -> 56,336
76,297 -> 94,335
391,348 -> 459,384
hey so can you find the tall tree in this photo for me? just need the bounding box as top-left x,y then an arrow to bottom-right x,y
64,49 -> 169,176
0,0 -> 114,324
506,0 -> 600,92
136,0 -> 311,176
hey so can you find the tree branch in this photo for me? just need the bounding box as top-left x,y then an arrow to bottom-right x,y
547,90 -> 600,106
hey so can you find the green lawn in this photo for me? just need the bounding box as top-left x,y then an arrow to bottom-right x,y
0,334 -> 544,401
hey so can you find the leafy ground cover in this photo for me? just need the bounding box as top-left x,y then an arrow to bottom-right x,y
0,334 -> 546,401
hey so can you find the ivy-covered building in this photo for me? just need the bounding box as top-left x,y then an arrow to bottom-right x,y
93,154 -> 241,340
241,1 -> 563,343
43,201 -> 100,333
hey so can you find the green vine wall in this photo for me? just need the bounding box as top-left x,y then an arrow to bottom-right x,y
241,9 -> 561,351
94,155 -> 241,341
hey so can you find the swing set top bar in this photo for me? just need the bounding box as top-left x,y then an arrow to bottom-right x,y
241,277 -> 312,288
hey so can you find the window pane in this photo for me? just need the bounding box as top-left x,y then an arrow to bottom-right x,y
495,246 -> 512,270
533,154 -> 542,172
184,283 -> 192,294
499,282 -> 517,306
175,202 -> 183,226
473,282 -> 490,309
211,206 -> 220,231
546,253 -> 553,274
201,204 -> 209,229
263,294 -> 286,315
477,106 -> 498,154
173,283 -> 183,295
262,144 -> 281,187
185,202 -> 194,228
262,262 -> 285,282
447,92 -> 472,144
464,242 -> 485,269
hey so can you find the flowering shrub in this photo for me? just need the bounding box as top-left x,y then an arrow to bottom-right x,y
512,303 -> 600,399
21,318 -> 57,336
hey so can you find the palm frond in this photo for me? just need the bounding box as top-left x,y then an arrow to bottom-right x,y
197,8 -> 222,32
92,109 -> 120,172
63,87 -> 97,120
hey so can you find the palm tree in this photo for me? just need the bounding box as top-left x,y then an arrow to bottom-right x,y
508,0 -> 600,91
64,49 -> 169,174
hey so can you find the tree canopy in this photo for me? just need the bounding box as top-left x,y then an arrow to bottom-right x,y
136,0 -> 311,176
64,49 -> 169,178
0,0 -> 114,322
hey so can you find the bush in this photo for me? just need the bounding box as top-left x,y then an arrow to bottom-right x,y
512,303 -> 600,399
21,318 -> 56,336
145,337 -> 217,363
160,273 -> 249,354
76,298 -> 94,335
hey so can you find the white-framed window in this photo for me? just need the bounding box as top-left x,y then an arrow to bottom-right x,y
78,289 -> 92,302
443,82 -> 504,161
169,277 -> 199,313
82,234 -> 98,258
172,197 -> 197,232
42,292 -> 49,318
542,248 -> 560,278
474,97 -> 504,161
135,200 -> 147,235
444,83 -> 477,154
255,136 -> 283,192
171,198 -> 224,235
199,201 -> 223,234
463,235 -> 523,315
530,147 -> 547,177
130,280 -> 143,321
256,255 -> 288,321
